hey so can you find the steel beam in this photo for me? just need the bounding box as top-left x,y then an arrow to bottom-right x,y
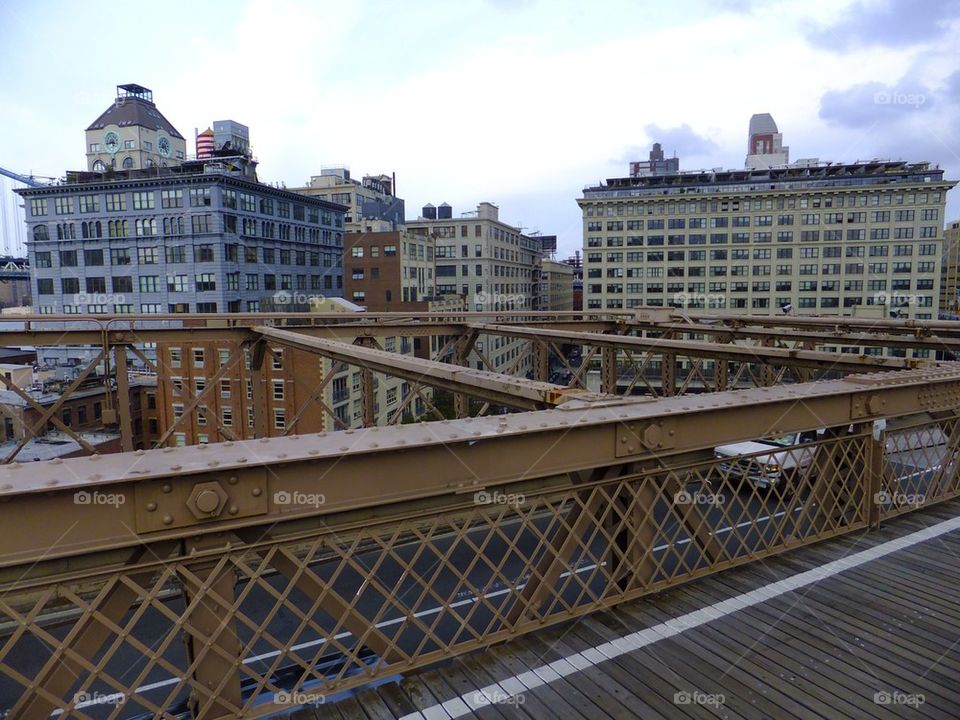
3,365 -> 960,569
470,323 -> 927,372
252,326 -> 602,410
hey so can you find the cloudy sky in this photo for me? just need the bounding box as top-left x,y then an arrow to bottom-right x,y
1,0 -> 958,257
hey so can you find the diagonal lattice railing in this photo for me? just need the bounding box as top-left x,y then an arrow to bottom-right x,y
0,420 -> 957,718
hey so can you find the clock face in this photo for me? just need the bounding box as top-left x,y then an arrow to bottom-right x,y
158,136 -> 171,157
103,131 -> 120,154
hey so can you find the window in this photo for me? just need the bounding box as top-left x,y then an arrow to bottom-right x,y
139,276 -> 159,293
272,380 -> 284,400
85,277 -> 106,293
194,245 -> 214,262
137,247 -> 158,264
77,195 -> 100,213
104,193 -> 126,212
161,190 -> 182,208
111,248 -> 131,265
35,251 -> 51,268
190,188 -> 211,207
112,276 -> 133,293
132,191 -> 155,210
167,274 -> 189,292
83,249 -> 104,266
196,273 -> 216,292
220,379 -> 232,398
273,408 -> 286,431
54,197 -> 74,215
221,407 -> 233,427
36,278 -> 54,295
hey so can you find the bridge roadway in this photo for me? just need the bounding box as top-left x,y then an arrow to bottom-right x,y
296,499 -> 960,720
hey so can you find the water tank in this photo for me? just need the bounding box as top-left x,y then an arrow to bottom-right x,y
438,202 -> 452,219
197,128 -> 215,159
422,203 -> 437,220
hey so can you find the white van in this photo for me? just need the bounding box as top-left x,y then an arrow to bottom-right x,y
714,429 -> 823,489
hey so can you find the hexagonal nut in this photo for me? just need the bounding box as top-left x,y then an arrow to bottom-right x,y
186,481 -> 228,520
642,424 -> 663,448
866,394 -> 886,415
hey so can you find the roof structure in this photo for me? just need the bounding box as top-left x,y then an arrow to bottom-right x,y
86,86 -> 185,139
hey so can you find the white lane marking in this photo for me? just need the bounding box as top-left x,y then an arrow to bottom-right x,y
62,502 -> 807,707
398,512 -> 960,720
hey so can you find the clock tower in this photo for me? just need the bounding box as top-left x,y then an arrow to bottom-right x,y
85,84 -> 186,172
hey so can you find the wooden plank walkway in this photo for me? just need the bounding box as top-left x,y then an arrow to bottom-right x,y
295,499 -> 960,719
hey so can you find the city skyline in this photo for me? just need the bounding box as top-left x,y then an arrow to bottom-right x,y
1,0 -> 959,258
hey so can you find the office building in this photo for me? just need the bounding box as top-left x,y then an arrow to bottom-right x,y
155,297 -> 425,444
407,202 -> 541,373
745,113 -> 790,169
941,220 -> 960,314
536,258 -> 575,311
631,142 -> 680,177
580,159 -> 954,322
16,84 -> 347,363
344,229 -> 435,310
291,169 -> 404,231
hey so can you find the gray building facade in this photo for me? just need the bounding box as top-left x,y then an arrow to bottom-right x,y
16,164 -> 346,361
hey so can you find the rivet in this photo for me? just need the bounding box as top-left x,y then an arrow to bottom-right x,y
308,449 -> 319,455
162,514 -> 173,525
340,446 -> 349,451
162,447 -> 174,453
146,501 -> 157,512
229,505 -> 238,514
259,438 -> 270,443
46,479 -> 58,486
276,453 -> 287,459
170,465 -> 181,472
50,458 -> 62,465
252,487 -> 262,497
134,449 -> 145,456
162,483 -> 172,493
207,461 -> 219,467
228,475 -> 238,485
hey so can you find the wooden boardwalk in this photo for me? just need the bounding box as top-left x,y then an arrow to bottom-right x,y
295,500 -> 960,719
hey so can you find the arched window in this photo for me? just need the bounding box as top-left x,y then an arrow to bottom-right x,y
33,225 -> 49,242
56,224 -> 64,240
122,157 -> 134,169
94,221 -> 102,238
92,160 -> 106,172
82,222 -> 89,239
